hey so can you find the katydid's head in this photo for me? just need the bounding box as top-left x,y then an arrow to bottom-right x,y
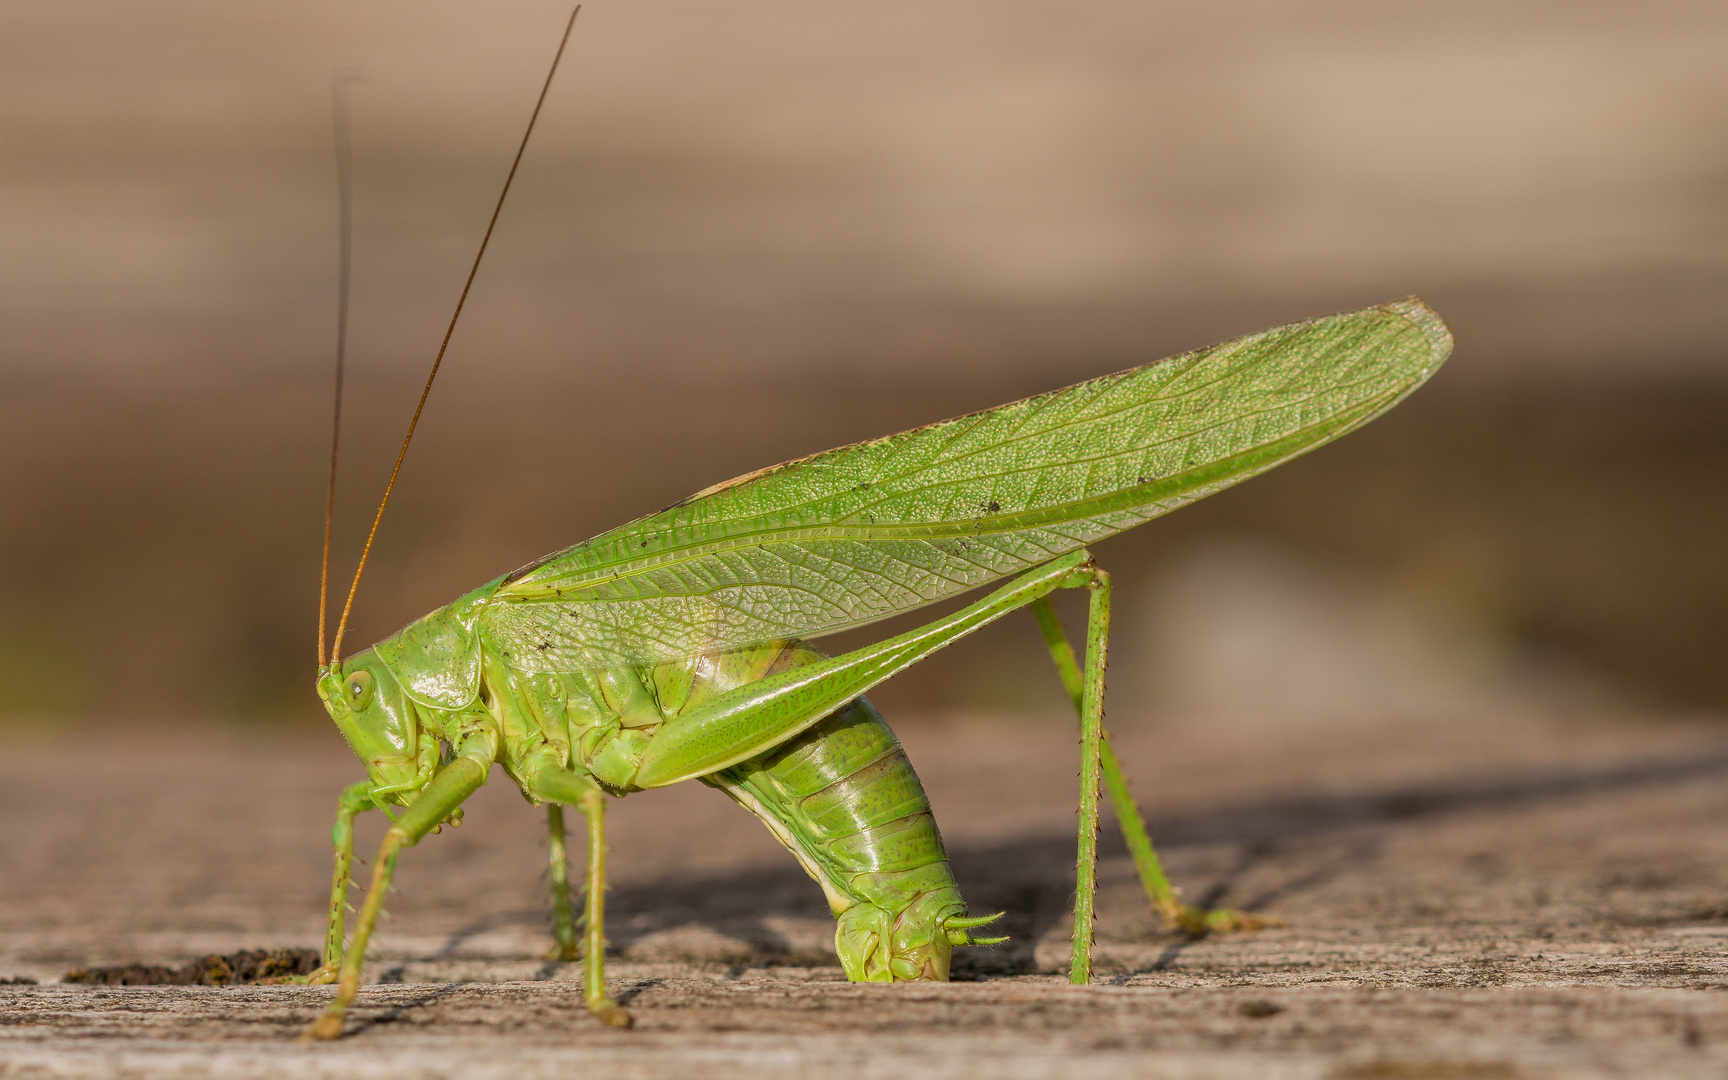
318,651 -> 420,797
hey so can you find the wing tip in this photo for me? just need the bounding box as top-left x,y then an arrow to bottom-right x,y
1380,295 -> 1454,374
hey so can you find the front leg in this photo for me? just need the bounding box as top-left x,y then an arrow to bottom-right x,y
301,781 -> 375,985
300,746 -> 491,1042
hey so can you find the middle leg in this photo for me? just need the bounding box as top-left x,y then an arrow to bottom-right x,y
524,762 -> 631,1026
546,805 -> 580,962
577,789 -> 632,1027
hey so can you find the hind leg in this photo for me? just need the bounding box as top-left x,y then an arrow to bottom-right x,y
1030,595 -> 1279,937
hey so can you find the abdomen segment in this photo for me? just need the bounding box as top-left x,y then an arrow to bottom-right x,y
695,643 -> 969,981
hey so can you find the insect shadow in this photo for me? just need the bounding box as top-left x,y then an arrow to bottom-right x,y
341,981 -> 468,1034
533,745 -> 1728,976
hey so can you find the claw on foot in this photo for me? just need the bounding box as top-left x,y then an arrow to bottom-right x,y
589,999 -> 633,1028
1171,906 -> 1284,937
290,965 -> 339,986
299,1010 -> 346,1042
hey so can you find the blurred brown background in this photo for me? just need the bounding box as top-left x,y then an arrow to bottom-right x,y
0,0 -> 1723,727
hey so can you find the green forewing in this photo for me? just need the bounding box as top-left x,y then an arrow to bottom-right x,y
480,297 -> 1450,671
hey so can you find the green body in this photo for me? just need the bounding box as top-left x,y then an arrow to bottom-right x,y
333,622 -> 969,979
305,298 -> 1453,1036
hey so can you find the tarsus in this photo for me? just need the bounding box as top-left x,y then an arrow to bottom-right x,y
328,5 -> 582,667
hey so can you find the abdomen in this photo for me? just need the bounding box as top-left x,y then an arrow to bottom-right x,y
667,640 -> 970,981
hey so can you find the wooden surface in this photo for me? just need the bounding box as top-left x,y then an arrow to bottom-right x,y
4,706 -> 1727,1077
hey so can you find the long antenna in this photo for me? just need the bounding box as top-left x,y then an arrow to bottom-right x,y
329,4 -> 581,667
320,69 -> 362,670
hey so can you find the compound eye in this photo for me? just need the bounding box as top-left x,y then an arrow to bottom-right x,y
345,669 -> 374,711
